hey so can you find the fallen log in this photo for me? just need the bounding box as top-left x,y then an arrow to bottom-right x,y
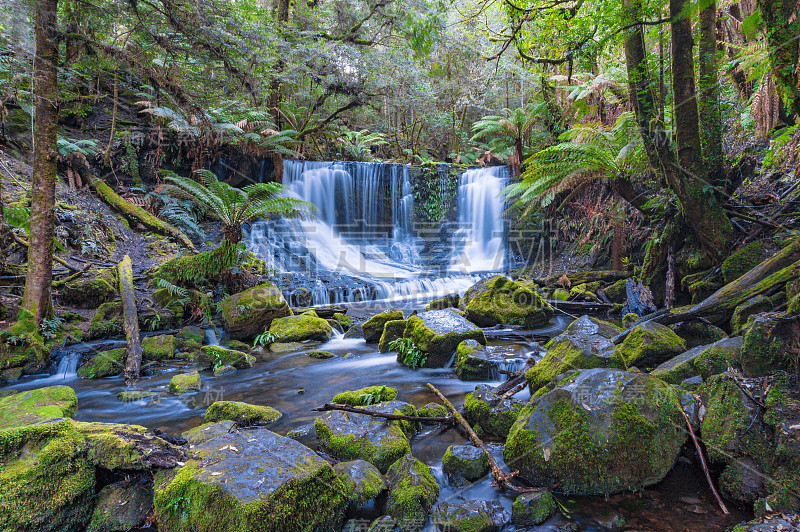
427,383 -> 536,492
683,411 -> 729,515
292,305 -> 348,319
546,300 -> 617,312
13,235 -> 81,272
312,403 -> 452,424
89,175 -> 196,252
52,265 -> 92,288
119,255 -> 143,386
534,270 -> 630,287
494,358 -> 536,396
482,328 -> 550,342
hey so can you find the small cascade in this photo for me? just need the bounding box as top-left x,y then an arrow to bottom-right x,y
450,166 -> 509,273
204,328 -> 221,347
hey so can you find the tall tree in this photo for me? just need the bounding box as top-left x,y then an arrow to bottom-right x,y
698,2 -> 724,185
757,0 -> 800,116
22,0 -> 59,323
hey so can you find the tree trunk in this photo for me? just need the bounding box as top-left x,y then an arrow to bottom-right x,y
698,3 -> 725,188
119,255 -> 143,386
22,0 -> 59,323
757,0 -> 800,116
671,0 -> 703,175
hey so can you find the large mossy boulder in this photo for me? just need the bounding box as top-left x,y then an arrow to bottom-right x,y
511,490 -> 557,526
431,500 -> 509,532
0,420 -> 95,532
142,334 -> 177,361
77,348 -> 126,379
442,445 -> 489,482
87,302 -> 124,340
611,321 -> 686,370
731,295 -> 773,333
426,293 -> 460,310
0,311 -> 50,382
462,276 -> 553,329
721,241 -> 769,284
0,386 -> 78,429
203,400 -> 282,426
87,479 -> 153,532
315,401 -> 414,473
220,283 -> 292,340
463,384 -> 524,437
454,340 -> 505,381
153,420 -> 348,532
385,454 -> 439,531
58,268 -> 117,309
363,310 -> 404,343
739,312 -> 800,377
651,337 -> 742,384
505,368 -> 686,495
334,460 -> 388,510
378,319 -> 407,353
168,371 -> 202,395
196,345 -> 255,370
268,314 -> 332,343
332,386 -> 398,406
403,310 -> 486,368
73,421 -> 186,470
525,315 -> 620,392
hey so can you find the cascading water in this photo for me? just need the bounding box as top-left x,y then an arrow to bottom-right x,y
450,166 -> 509,273
245,160 -> 509,305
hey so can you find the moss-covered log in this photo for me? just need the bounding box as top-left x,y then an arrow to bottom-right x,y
533,270 -> 630,287
89,176 -> 196,252
119,256 -> 142,386
154,242 -> 238,285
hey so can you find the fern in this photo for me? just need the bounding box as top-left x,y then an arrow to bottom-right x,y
156,277 -> 190,306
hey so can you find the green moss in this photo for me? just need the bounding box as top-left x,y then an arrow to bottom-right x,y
730,295 -> 773,333
416,402 -> 448,419
178,326 -> 205,344
464,276 -> 554,328
203,401 -> 282,426
141,334 -> 177,361
442,445 -> 489,481
168,371 -> 202,395
198,346 -> 255,370
219,282 -> 292,340
611,322 -> 686,370
740,313 -> 799,377
87,302 -> 124,340
385,455 -> 439,531
0,311 -> 50,378
526,343 -> 603,393
378,319 -> 407,353
77,348 -> 126,379
0,386 -> 78,430
117,390 -> 157,402
333,313 -> 352,330
363,310 -> 404,343
268,315 -> 332,343
511,490 -> 557,526
463,388 -> 522,437
155,242 -> 238,285
721,241 -> 769,284
314,415 -> 410,473
334,461 -> 388,509
0,420 -> 95,532
402,312 -> 486,368
425,294 -> 461,310
454,340 -> 494,381
332,386 -> 398,406
307,349 -> 335,359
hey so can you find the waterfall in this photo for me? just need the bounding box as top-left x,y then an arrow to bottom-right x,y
450,166 -> 509,273
244,160 -> 509,304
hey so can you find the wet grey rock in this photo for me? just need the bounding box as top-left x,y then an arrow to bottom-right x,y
511,489 -> 557,526
650,336 -> 742,384
385,454 -> 439,531
403,309 -> 486,368
442,444 -> 490,482
334,460 -> 388,509
431,500 -> 509,531
87,479 -> 153,532
463,384 -> 525,437
344,323 -> 364,339
454,339 -> 507,380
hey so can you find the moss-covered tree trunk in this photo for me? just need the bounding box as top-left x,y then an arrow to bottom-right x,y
22,0 -> 59,323
698,2 -> 725,187
757,0 -> 800,116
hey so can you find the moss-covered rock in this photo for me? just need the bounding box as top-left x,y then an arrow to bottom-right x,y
72,421 -> 186,470
425,293 -> 461,310
511,490 -> 557,526
431,500 -> 509,532
168,371 -> 202,395
739,312 -> 800,377
611,321 -> 686,370
731,295 -> 773,333
650,337 -> 742,384
178,326 -> 205,345
154,421 -> 348,532
117,390 -> 158,403
334,459 -> 388,509
87,302 -> 124,340
442,445 -> 489,482
462,276 -> 553,329
269,341 -> 306,353
604,279 -> 628,304
463,384 -> 524,437
525,316 -> 620,392
671,320 -> 728,348
315,400 -> 413,473
220,283 -> 292,340
402,310 -> 486,368
307,349 -> 335,359
213,364 -> 236,376
0,311 -> 51,381
58,268 -> 118,309
333,312 -> 352,331
197,346 -> 255,370
142,334 -> 177,361
203,400 -> 281,426
378,319 -> 407,353
343,323 -> 364,339
0,420 -> 95,532
77,348 -> 126,379
505,368 -> 686,495
87,479 -> 153,532
0,386 -> 78,429
552,288 -> 570,301
363,310 -> 404,343
454,339 -> 506,381
268,314 -> 332,343
722,241 -> 769,284
385,454 -> 439,531
332,386 -> 398,406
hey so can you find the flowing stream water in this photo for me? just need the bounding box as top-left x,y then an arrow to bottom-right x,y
0,161 -> 749,530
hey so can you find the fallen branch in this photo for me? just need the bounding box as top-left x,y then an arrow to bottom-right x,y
683,411 -> 729,515
312,403 -> 452,424
88,175 -> 196,252
494,358 -> 535,396
426,383 -> 537,493
13,235 -> 81,272
119,255 -> 143,386
52,265 -> 92,288
497,380 -> 529,402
